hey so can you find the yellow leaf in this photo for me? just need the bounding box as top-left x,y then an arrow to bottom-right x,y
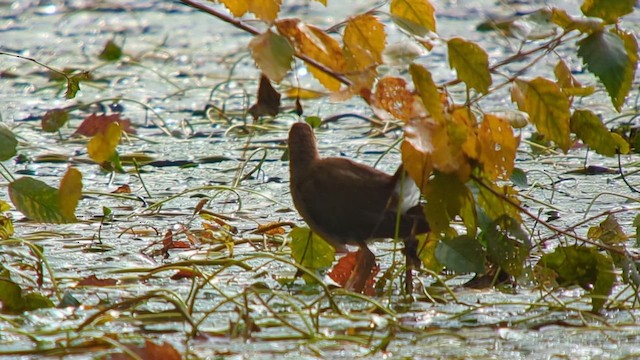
283,87 -> 326,99
58,167 -> 82,222
476,179 -> 522,222
409,63 -> 444,123
88,122 -> 121,163
513,77 -> 572,152
570,109 -> 629,156
479,114 -> 518,181
343,14 -> 386,72
390,0 -> 436,35
218,0 -> 248,17
276,19 -> 345,91
554,59 -> 595,97
581,0 -> 635,24
373,76 -> 414,120
249,30 -> 294,82
550,8 -> 604,33
401,139 -> 432,191
448,37 -> 492,94
416,234 -> 442,272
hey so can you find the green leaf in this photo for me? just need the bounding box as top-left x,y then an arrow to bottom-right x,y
23,292 -> 55,311
98,40 -> 123,61
510,168 -> 528,188
289,227 -> 335,284
249,30 -> 294,83
8,177 -> 76,224
410,63 -> 444,122
0,124 -> 18,161
304,116 -> 322,129
423,172 -> 476,237
634,213 -> 640,247
538,245 -> 615,312
483,216 -> 529,277
581,0 -> 635,23
447,37 -> 492,94
577,31 -> 634,111
571,109 -> 629,156
435,235 -> 485,274
65,71 -> 90,99
41,108 -> 69,133
513,77 -> 571,152
0,279 -> 24,313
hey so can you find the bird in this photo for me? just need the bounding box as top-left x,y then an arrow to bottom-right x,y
288,121 -> 430,293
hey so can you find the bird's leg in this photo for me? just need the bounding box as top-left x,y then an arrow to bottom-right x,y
402,222 -> 422,294
345,245 -> 376,293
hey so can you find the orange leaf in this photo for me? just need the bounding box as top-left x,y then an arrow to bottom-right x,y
328,250 -> 379,295
109,340 -> 181,360
276,19 -> 345,91
478,114 -> 518,180
372,76 -> 414,120
343,14 -> 386,72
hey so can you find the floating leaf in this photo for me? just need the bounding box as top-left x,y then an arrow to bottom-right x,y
390,0 -> 436,36
478,114 -> 518,180
74,113 -> 136,137
8,177 -> 76,223
249,30 -> 294,83
513,77 -> 571,152
435,235 -> 485,274
581,0 -> 635,24
58,167 -> 82,222
88,121 -> 121,164
41,108 -> 69,133
289,227 -> 335,284
538,245 -> 615,312
578,31 -> 635,111
343,14 -> 386,72
98,40 -> 123,61
409,63 -> 444,122
447,38 -> 492,94
0,124 -> 17,161
570,109 -> 629,156
276,19 -> 345,91
0,279 -> 22,313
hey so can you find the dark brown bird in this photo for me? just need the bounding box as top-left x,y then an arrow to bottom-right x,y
288,122 -> 430,292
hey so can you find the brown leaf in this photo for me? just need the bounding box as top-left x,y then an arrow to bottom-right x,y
328,250 -> 379,295
77,274 -> 118,287
109,340 -> 181,360
249,74 -> 281,120
74,113 -> 136,137
111,184 -> 131,194
372,76 -> 415,120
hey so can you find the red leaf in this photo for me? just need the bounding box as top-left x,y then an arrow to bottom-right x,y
74,113 -> 136,137
77,274 -> 118,287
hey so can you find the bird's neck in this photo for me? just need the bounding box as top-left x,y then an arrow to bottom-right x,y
289,128 -> 320,174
